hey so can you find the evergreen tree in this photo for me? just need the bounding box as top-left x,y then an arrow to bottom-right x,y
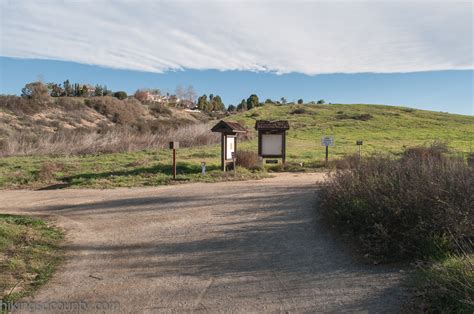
237,99 -> 247,111
246,94 -> 259,109
94,85 -> 103,96
197,95 -> 209,111
63,80 -> 73,96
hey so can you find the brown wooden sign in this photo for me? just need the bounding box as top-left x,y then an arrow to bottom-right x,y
211,120 -> 247,171
255,120 -> 290,163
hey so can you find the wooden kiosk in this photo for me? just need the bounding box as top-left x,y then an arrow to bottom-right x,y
255,120 -> 290,163
211,120 -> 247,171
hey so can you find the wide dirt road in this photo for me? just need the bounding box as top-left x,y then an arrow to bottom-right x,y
0,173 -> 406,313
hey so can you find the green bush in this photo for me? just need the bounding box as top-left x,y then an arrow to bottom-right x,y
319,144 -> 473,261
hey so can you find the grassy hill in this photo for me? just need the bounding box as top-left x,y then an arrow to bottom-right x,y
0,103 -> 472,189
231,103 -> 473,160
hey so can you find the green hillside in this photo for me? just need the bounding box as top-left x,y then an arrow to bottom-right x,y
231,103 -> 473,160
0,103 -> 472,189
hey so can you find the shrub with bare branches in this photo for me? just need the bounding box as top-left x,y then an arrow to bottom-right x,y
319,144 -> 473,261
0,123 -> 221,156
236,150 -> 259,169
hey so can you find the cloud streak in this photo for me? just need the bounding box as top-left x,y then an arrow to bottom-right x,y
1,0 -> 472,75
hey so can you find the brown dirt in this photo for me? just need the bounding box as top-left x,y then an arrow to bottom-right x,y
0,173 -> 407,313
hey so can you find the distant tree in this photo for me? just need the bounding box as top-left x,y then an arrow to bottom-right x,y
280,97 -> 287,105
197,94 -> 209,111
80,85 -> 89,97
297,98 -> 304,104
73,83 -> 80,97
47,83 -> 63,97
264,98 -> 274,104
63,80 -> 73,96
103,85 -> 113,96
134,90 -> 148,102
227,104 -> 236,112
211,95 -> 225,111
113,91 -> 128,100
184,85 -> 196,103
237,99 -> 247,111
21,81 -> 50,103
246,94 -> 259,110
317,99 -> 325,104
175,85 -> 185,100
94,85 -> 104,97
209,94 -> 214,101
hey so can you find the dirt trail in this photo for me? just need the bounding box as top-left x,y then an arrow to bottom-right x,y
0,173 -> 406,313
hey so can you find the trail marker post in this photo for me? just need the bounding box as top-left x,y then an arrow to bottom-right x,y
356,140 -> 363,158
231,152 -> 236,174
201,161 -> 206,175
169,141 -> 179,179
321,136 -> 334,164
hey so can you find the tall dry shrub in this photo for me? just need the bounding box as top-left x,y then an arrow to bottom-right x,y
236,150 -> 259,169
0,123 -> 220,156
319,144 -> 474,261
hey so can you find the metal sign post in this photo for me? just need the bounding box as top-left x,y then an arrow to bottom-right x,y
321,136 -> 334,164
169,141 -> 179,179
201,162 -> 206,175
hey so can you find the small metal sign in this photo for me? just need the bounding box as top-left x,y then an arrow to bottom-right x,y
356,140 -> 363,145
169,141 -> 179,149
321,136 -> 334,147
266,159 -> 278,164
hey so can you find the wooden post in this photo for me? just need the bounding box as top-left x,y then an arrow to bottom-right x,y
325,145 -> 329,164
221,134 -> 225,171
172,148 -> 176,179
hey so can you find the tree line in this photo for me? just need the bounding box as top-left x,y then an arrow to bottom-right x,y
21,80 -> 128,100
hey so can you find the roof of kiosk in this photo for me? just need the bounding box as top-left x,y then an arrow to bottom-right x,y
255,120 -> 290,131
211,120 -> 247,133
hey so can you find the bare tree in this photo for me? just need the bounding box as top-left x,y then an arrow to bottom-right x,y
185,85 -> 196,103
175,85 -> 185,100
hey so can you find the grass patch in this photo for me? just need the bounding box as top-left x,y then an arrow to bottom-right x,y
0,103 -> 472,189
0,147 -> 269,189
0,214 -> 63,304
411,251 -> 474,312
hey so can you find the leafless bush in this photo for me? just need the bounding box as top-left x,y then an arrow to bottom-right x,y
236,150 -> 259,169
36,162 -> 64,181
319,144 -> 474,261
0,123 -> 220,156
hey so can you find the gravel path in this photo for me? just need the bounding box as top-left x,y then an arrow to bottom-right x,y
0,173 -> 406,313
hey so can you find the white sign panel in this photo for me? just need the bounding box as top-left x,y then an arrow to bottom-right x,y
321,136 -> 334,147
226,137 -> 235,160
262,134 -> 283,156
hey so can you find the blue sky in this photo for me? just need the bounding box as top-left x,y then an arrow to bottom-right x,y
0,1 -> 472,114
1,57 -> 473,115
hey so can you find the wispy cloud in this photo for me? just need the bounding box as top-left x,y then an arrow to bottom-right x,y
1,0 -> 472,74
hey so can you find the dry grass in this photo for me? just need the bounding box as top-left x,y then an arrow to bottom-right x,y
0,123 -> 220,156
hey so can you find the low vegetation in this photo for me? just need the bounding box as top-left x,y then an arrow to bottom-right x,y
1,124 -> 220,156
412,249 -> 474,312
0,147 -> 269,189
0,214 -> 63,304
318,144 -> 473,311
